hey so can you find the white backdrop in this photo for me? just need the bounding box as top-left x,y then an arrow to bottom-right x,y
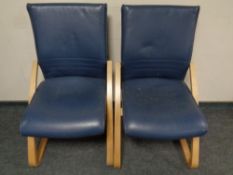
0,0 -> 233,101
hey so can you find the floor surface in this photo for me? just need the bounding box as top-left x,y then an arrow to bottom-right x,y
0,103 -> 232,175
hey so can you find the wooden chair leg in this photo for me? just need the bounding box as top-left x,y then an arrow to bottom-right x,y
114,108 -> 121,168
106,111 -> 114,166
180,137 -> 200,168
106,129 -> 113,166
28,137 -> 48,167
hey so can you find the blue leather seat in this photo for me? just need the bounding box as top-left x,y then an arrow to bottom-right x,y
123,78 -> 207,139
20,77 -> 106,138
112,5 -> 207,168
20,4 -> 108,138
121,5 -> 208,139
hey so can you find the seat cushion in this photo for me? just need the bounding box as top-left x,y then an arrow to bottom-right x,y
122,78 -> 207,140
20,76 -> 106,138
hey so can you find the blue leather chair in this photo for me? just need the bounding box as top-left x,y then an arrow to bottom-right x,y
114,5 -> 208,168
20,3 -> 113,167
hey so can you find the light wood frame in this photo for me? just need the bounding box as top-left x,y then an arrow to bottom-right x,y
179,63 -> 200,168
113,63 -> 201,168
26,60 -> 114,167
106,60 -> 114,166
114,62 -> 122,168
27,60 -> 48,167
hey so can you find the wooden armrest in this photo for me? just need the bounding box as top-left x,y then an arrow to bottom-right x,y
28,60 -> 38,103
106,60 -> 113,165
115,62 -> 121,116
114,62 -> 122,168
189,63 -> 199,103
27,60 -> 48,167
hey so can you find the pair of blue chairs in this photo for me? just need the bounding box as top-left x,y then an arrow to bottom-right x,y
20,3 -> 208,169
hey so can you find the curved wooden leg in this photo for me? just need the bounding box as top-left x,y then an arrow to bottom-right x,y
28,137 -> 48,167
180,137 -> 200,168
106,112 -> 113,166
106,99 -> 113,166
114,108 -> 121,168
190,137 -> 200,168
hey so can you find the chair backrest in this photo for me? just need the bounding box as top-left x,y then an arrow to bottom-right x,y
27,3 -> 107,79
122,5 -> 199,80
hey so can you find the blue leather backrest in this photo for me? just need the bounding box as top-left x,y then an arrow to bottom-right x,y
27,3 -> 107,78
122,5 -> 199,80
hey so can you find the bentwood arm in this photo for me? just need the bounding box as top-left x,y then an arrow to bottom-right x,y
106,60 -> 114,166
27,60 -> 48,167
180,63 -> 200,169
189,63 -> 199,103
28,60 -> 38,103
114,62 -> 122,168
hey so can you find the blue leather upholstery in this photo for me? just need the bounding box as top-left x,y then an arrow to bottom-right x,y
122,5 -> 199,80
20,77 -> 106,138
121,5 -> 207,139
122,78 -> 208,139
27,3 -> 107,78
20,4 -> 108,138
